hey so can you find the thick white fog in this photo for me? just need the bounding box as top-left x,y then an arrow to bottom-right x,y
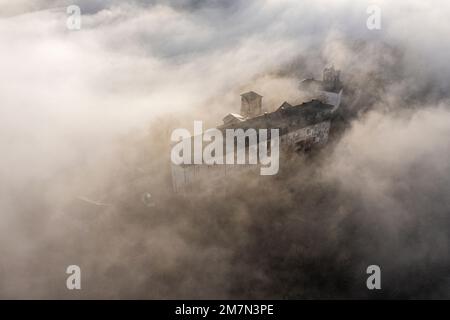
0,0 -> 449,298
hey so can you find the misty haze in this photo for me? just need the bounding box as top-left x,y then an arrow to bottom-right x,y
0,0 -> 449,299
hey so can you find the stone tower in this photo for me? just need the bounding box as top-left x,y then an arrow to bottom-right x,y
322,66 -> 341,91
240,91 -> 263,118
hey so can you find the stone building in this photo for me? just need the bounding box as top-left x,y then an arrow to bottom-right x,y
171,85 -> 340,192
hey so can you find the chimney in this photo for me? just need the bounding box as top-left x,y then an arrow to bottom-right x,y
240,91 -> 263,118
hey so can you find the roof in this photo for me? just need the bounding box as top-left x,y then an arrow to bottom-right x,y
219,100 -> 334,133
241,91 -> 263,99
223,113 -> 246,125
277,101 -> 293,110
228,113 -> 245,119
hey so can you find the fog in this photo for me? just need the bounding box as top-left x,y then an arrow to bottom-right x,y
0,0 -> 449,298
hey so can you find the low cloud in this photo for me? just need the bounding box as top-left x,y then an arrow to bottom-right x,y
0,0 -> 449,298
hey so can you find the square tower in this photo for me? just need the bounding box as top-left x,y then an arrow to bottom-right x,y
240,91 -> 263,118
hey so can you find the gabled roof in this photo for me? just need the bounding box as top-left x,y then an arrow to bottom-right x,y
223,113 -> 246,125
277,101 -> 293,110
